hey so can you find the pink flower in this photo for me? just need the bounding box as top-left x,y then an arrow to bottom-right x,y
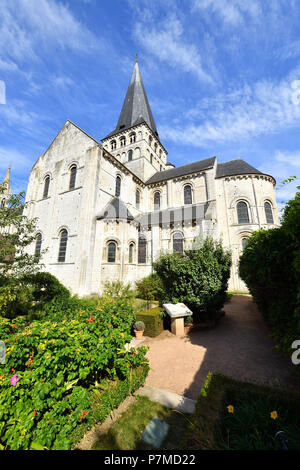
10,374 -> 19,386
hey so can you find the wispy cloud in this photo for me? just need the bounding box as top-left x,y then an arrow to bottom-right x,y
133,15 -> 214,84
192,0 -> 262,26
0,0 -> 101,67
0,146 -> 33,172
160,68 -> 300,146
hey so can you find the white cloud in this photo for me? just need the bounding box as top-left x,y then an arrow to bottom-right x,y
0,0 -> 101,67
134,16 -> 214,84
160,67 -> 300,146
275,150 -> 300,168
192,0 -> 262,26
0,146 -> 33,172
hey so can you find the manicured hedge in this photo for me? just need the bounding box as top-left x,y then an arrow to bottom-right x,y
239,191 -> 300,366
136,307 -> 164,337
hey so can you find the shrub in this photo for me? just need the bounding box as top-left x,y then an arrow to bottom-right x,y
136,307 -> 164,337
21,272 -> 70,303
0,280 -> 33,319
239,191 -> 300,366
133,321 -> 145,331
153,238 -> 231,321
102,280 -> 135,304
0,297 -> 148,449
135,273 -> 164,303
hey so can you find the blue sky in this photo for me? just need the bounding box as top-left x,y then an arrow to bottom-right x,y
0,0 -> 300,212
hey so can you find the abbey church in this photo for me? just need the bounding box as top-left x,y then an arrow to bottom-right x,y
20,60 -> 279,295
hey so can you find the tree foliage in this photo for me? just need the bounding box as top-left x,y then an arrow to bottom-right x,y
0,183 -> 43,278
153,238 -> 231,321
239,191 -> 300,363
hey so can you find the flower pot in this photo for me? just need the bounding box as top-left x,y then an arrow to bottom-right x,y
134,329 -> 144,339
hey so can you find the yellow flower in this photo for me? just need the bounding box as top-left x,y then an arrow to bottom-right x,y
270,410 -> 278,420
227,405 -> 234,414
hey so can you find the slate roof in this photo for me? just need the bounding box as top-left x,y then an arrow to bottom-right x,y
216,159 -> 262,178
146,157 -> 216,185
137,203 -> 208,227
96,197 -> 134,221
103,61 -> 158,140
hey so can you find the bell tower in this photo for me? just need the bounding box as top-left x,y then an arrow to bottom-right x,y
102,59 -> 167,181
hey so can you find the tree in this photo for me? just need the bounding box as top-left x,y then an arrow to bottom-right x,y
0,182 -> 43,279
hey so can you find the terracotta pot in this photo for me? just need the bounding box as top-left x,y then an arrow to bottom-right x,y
134,329 -> 144,339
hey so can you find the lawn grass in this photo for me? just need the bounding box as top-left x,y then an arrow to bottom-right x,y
92,396 -> 189,450
183,372 -> 300,450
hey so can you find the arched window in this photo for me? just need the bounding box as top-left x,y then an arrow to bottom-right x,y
130,133 -> 136,144
128,149 -> 133,162
129,243 -> 134,264
43,176 -> 50,199
136,189 -> 141,208
241,237 -> 248,251
173,232 -> 184,253
237,201 -> 250,224
107,241 -> 116,263
69,165 -> 77,190
264,201 -> 274,224
149,135 -> 152,146
111,140 -> 116,150
120,137 -> 126,147
150,154 -> 153,164
115,176 -> 121,197
184,185 -> 192,205
0,199 -> 5,208
35,233 -> 42,256
154,143 -> 158,153
154,191 -> 160,210
58,229 -> 68,262
138,236 -> 147,264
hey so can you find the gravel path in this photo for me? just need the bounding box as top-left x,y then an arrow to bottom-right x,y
142,295 -> 300,400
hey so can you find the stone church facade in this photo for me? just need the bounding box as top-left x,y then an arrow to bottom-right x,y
22,60 -> 280,296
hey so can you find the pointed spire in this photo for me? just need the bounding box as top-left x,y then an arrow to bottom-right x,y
2,166 -> 11,195
104,60 -> 158,139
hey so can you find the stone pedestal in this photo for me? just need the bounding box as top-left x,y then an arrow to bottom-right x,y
163,303 -> 193,336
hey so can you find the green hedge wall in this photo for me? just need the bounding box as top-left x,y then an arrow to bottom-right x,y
136,307 -> 164,337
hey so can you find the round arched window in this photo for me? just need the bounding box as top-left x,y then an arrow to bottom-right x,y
237,201 -> 250,224
264,202 -> 274,224
173,232 -> 184,253
107,241 -> 117,263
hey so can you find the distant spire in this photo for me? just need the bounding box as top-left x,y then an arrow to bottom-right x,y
2,166 -> 11,195
104,60 -> 159,139
136,53 -> 138,63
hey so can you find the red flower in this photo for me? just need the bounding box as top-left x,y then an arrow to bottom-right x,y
10,368 -> 15,373
80,410 -> 87,420
108,324 -> 112,328
88,317 -> 94,323
132,352 -> 136,357
11,324 -> 17,328
33,410 -> 37,416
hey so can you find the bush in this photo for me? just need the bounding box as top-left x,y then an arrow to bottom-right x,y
0,281 -> 33,318
239,191 -> 300,366
136,307 -> 164,337
102,280 -> 135,304
21,272 -> 70,303
135,273 -> 164,304
0,297 -> 148,449
133,321 -> 145,331
153,238 -> 231,321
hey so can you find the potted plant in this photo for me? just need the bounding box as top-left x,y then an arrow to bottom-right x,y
134,321 -> 145,339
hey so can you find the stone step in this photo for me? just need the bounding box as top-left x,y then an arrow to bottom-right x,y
137,385 -> 196,414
